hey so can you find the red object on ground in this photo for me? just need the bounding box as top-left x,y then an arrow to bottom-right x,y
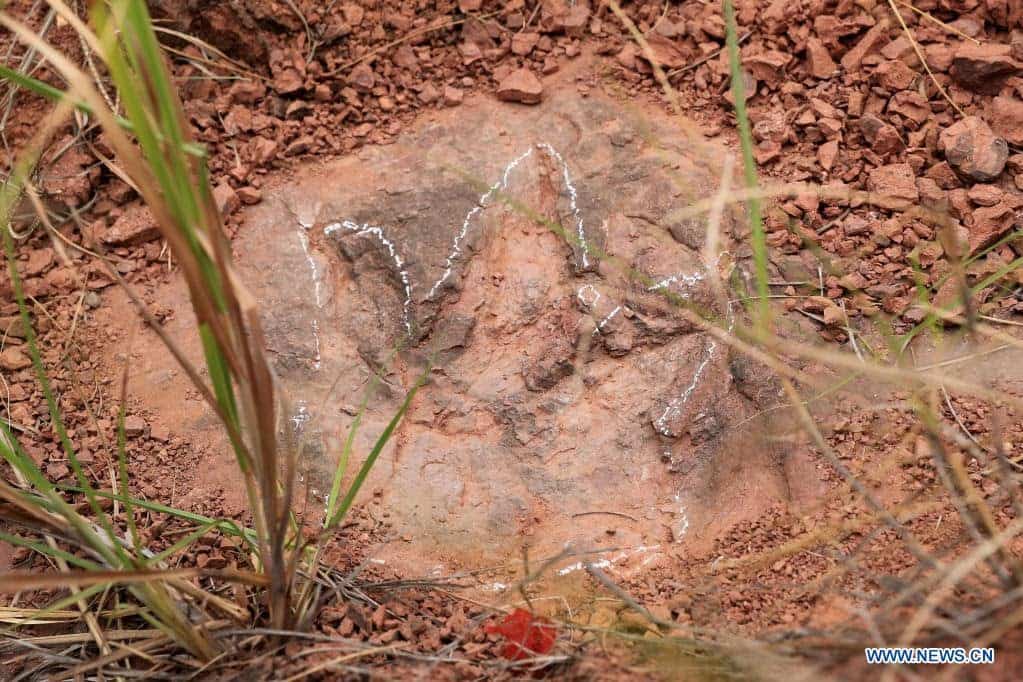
485,608 -> 557,660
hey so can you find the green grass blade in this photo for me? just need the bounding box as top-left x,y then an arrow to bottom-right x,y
116,392 -> 140,551
0,531 -> 99,571
2,212 -> 125,567
0,64 -> 202,158
56,486 -> 258,548
722,0 -> 769,332
147,522 -> 218,565
326,370 -> 428,530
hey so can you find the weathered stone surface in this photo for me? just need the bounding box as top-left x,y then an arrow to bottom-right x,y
136,83 -> 793,574
938,116 -> 1008,183
522,338 -> 575,391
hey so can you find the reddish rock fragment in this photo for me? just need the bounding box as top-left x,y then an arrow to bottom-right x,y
562,4 -> 590,37
917,177 -> 946,208
250,137 -> 278,165
0,347 -> 31,371
990,96 -> 1023,146
393,45 -> 418,70
637,33 -> 687,69
867,163 -> 918,206
123,415 -> 146,438
887,91 -> 930,125
968,184 -> 1002,207
458,42 -> 483,65
418,83 -> 440,104
860,114 -> 904,155
497,68 -> 543,104
840,20 -> 890,72
925,42 -> 954,72
950,43 -> 1022,94
103,203 -> 160,246
805,37 -> 837,79
746,50 -> 790,87
925,161 -> 961,189
25,248 -> 53,277
511,32 -> 539,56
349,63 -> 375,93
938,116 -> 1009,183
237,186 -> 263,205
212,183 -> 240,218
443,86 -> 464,107
874,60 -> 917,90
970,202 -> 1020,252
285,136 -> 314,156
818,140 -> 839,171
229,80 -> 266,104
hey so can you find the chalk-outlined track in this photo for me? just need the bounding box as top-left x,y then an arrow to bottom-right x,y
325,144 -> 725,450
324,220 -> 415,335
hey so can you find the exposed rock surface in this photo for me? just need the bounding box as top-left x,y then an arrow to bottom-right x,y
223,87 -> 793,569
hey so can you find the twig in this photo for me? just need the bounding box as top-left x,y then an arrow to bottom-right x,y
816,207 -> 851,234
584,562 -> 675,630
571,511 -> 639,522
282,644 -> 404,682
940,386 -> 988,454
884,0 -> 966,119
894,0 -> 981,44
667,29 -> 753,77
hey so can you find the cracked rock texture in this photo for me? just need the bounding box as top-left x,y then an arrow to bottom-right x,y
173,82 -> 819,571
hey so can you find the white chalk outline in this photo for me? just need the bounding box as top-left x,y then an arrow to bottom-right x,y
296,227 -> 324,368
674,493 -> 690,542
325,220 -> 415,335
537,142 -> 590,268
556,545 -> 662,576
593,305 -> 622,336
654,339 -> 718,437
647,271 -> 704,294
577,284 -> 601,308
426,147 -> 535,300
331,142 -> 594,332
